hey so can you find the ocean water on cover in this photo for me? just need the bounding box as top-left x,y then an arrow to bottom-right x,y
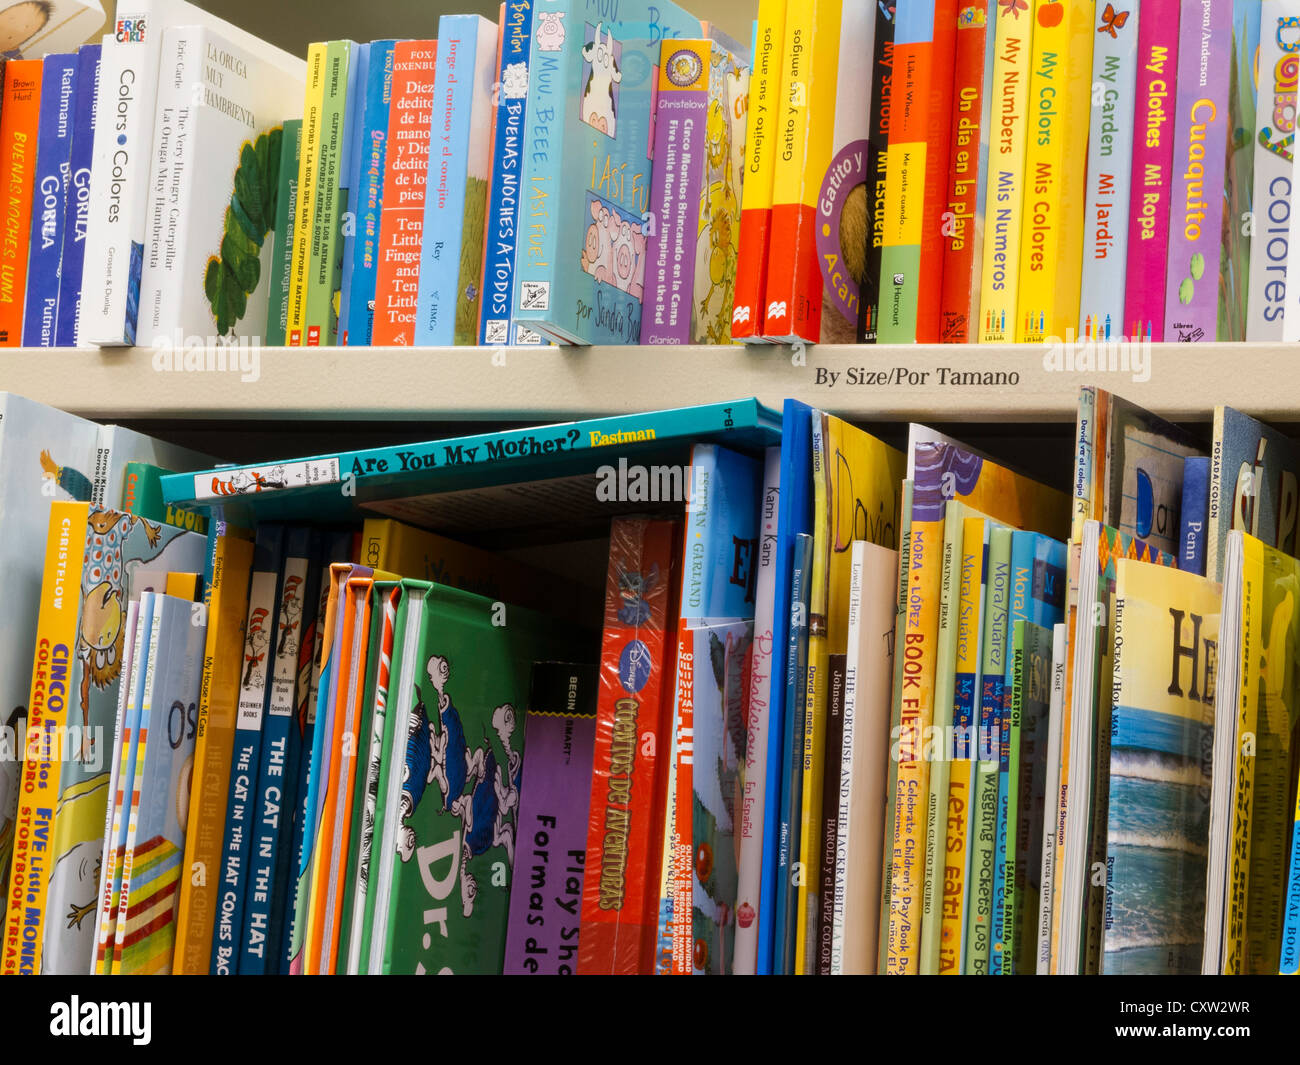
1102,756 -> 1209,975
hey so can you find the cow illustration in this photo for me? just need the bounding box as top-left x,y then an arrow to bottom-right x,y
580,22 -> 621,135
535,10 -> 565,50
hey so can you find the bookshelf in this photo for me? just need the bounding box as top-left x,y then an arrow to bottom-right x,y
7,342 -> 1291,424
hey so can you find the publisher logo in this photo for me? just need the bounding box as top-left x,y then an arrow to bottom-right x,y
664,48 -> 703,86
618,640 -> 653,694
115,17 -> 147,42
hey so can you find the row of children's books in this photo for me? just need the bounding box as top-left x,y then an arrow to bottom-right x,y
2,385 -> 1300,974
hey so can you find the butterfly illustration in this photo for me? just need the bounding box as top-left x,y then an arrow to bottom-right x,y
1098,3 -> 1129,36
998,0 -> 1028,16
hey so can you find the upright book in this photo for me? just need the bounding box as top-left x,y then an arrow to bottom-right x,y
0,59 -> 41,346
54,42 -> 102,347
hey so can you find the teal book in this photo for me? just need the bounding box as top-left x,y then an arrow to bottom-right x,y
414,15 -> 499,346
512,0 -> 703,344
369,579 -> 577,973
266,120 -> 303,347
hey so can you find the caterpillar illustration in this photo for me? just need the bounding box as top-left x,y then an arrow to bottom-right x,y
205,126 -> 284,335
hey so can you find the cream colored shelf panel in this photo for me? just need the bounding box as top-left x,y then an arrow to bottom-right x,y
1,342 -> 1289,422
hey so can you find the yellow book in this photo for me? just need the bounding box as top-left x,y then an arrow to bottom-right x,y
286,44 -> 328,347
164,572 -> 200,600
977,0 -> 1035,342
1014,0 -> 1093,342
795,413 -> 904,973
173,534 -> 255,974
1,501 -> 90,974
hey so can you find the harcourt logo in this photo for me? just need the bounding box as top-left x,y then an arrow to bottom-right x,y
50,996 -> 151,1045
151,331 -> 261,383
766,300 -> 787,321
1041,327 -> 1151,384
732,305 -> 751,325
595,459 -> 699,504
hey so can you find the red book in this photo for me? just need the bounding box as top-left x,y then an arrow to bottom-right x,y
578,517 -> 680,976
371,40 -> 437,345
0,60 -> 41,347
917,1 -> 961,343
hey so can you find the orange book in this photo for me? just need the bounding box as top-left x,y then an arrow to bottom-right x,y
0,60 -> 42,347
371,40 -> 437,345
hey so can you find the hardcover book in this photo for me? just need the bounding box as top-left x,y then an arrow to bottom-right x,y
858,1 -> 896,342
1248,3 -> 1293,340
306,40 -> 355,346
264,119 -> 302,347
0,0 -> 104,60
54,42 -> 101,347
0,59 -> 41,346
1221,0 -> 1260,341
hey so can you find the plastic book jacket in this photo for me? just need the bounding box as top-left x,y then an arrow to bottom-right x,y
1103,559 -> 1219,974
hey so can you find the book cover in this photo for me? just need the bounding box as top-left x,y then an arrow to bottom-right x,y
1178,454 -> 1209,574
858,1 -> 896,342
1123,0 -> 1181,341
1207,405 -> 1300,582
512,0 -> 703,345
578,517 -> 679,974
374,582 -> 575,974
305,40 -> 354,346
501,662 -> 597,974
285,43 -> 326,346
264,119 -> 301,347
22,52 -> 77,347
415,15 -> 497,346
54,42 -> 100,347
1102,559 -> 1219,974
112,592 -> 206,974
0,58 -> 40,346
976,0 -> 1035,343
1014,0 -> 1093,343
938,0 -> 997,344
139,24 -> 305,344
0,0 -> 104,61
1078,0 -> 1140,340
730,0 -> 785,342
121,462 -> 209,535
878,0 -> 961,344
1162,0 -> 1230,342
370,39 -> 437,346
1223,0 -> 1261,341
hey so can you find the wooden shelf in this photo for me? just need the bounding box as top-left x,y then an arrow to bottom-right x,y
3,342 -> 1290,423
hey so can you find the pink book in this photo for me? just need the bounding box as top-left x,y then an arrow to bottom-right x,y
1123,0 -> 1182,341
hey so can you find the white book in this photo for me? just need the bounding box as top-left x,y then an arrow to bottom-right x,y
1035,621 -> 1067,974
139,24 -> 306,345
77,0 -> 304,346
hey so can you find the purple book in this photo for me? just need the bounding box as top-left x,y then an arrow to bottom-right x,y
503,662 -> 597,975
639,42 -> 709,346
1163,0 -> 1231,342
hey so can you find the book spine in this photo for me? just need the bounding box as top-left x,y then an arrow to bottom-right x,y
0,60 -> 42,347
1079,3 -> 1141,340
23,55 -> 77,347
287,44 -> 327,346
859,5 -> 896,342
815,655 -> 846,974
1178,455 -> 1210,574
1015,0 -> 1093,343
265,120 -> 302,346
1163,0 -> 1231,342
976,0 -> 1034,342
415,16 -> 487,346
371,40 -> 438,345
80,35 -> 160,346
762,0 -> 840,342
732,0 -> 786,341
1246,3 -> 1293,340
1036,621 -> 1066,972
879,0 -> 961,343
732,447 -> 779,974
1124,0 -> 1181,341
938,0 -> 996,343
999,623 -> 1026,973
209,527 -> 283,974
479,3 -> 534,346
305,41 -> 352,346
641,40 -> 709,345
1220,2 -> 1261,341
1282,760 -> 1300,973
1,502 -> 87,973
336,43 -> 372,345
657,627 -> 692,974
1071,384 -> 1097,542
578,517 -> 678,975
55,45 -> 101,347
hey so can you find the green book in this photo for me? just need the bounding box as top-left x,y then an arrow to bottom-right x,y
964,525 -> 1012,974
121,461 -> 208,535
305,40 -> 354,345
364,579 -> 576,974
1010,619 -> 1053,974
265,119 -> 302,346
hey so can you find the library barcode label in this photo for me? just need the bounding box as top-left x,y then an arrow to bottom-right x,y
520,281 -> 550,311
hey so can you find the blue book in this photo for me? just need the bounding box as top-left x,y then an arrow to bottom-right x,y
336,42 -> 371,344
210,523 -> 285,975
159,398 -> 782,518
773,531 -> 813,974
757,399 -> 813,975
239,526 -> 318,974
479,0 -> 539,346
340,40 -> 396,345
55,43 -> 100,347
990,530 -> 1065,974
512,0 -> 700,345
22,53 -> 78,347
1179,456 -> 1210,575
414,14 -> 499,345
